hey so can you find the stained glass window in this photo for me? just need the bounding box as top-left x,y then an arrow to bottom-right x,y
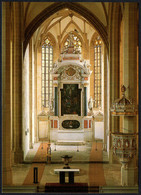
64,32 -> 82,53
94,36 -> 102,108
41,38 -> 53,107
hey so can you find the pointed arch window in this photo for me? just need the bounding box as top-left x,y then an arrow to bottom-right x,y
41,38 -> 53,107
94,36 -> 102,108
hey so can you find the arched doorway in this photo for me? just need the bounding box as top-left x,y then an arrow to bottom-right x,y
23,3 -> 109,162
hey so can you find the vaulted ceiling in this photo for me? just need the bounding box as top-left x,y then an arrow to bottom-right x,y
24,2 -> 109,29
34,8 -> 98,47
23,2 -> 110,51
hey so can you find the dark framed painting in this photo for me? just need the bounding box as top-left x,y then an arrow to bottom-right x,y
61,84 -> 81,116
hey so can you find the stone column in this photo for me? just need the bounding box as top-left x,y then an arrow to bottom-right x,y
103,45 -> 108,150
109,3 -> 120,163
34,47 -> 38,142
13,2 -> 24,163
2,2 -> 13,185
10,3 -> 15,166
123,3 -> 138,134
22,44 -> 30,159
32,41 -> 35,145
29,39 -> 33,148
121,3 -> 138,186
110,3 -> 120,133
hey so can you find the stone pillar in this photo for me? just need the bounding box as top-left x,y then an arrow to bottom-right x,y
2,2 -> 13,185
103,45 -> 108,150
10,3 -> 15,166
34,47 -> 38,142
123,3 -> 138,134
110,3 -> 120,133
109,3 -> 120,163
22,44 -> 30,159
32,41 -> 35,145
13,2 -> 24,163
121,3 -> 138,186
29,39 -> 33,148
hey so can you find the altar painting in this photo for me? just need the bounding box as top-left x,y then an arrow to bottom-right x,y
61,84 -> 81,116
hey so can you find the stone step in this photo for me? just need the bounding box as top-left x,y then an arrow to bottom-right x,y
56,140 -> 85,145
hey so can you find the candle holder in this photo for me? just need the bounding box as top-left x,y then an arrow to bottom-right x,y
61,155 -> 72,169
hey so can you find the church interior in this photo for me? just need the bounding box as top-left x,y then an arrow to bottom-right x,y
2,2 -> 139,193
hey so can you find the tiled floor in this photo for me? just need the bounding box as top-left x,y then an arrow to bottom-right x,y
12,163 -> 121,186
103,164 -> 121,186
12,164 -> 31,185
25,142 -> 109,162
11,141 -> 121,187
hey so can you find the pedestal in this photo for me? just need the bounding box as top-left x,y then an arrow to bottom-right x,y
121,164 -> 138,186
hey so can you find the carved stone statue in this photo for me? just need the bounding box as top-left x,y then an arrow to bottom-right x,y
84,61 -> 87,68
88,96 -> 93,111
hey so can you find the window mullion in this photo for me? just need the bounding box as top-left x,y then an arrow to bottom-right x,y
94,39 -> 102,108
44,48 -> 46,107
41,40 -> 53,108
48,48 -> 50,106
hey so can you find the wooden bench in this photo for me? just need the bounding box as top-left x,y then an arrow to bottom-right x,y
45,183 -> 88,193
54,169 -> 80,184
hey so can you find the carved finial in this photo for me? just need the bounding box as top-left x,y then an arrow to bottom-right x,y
42,105 -> 45,111
121,85 -> 126,93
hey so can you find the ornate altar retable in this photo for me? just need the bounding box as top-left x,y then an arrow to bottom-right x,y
49,44 -> 93,144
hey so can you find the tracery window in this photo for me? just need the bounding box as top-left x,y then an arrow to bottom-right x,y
64,32 -> 82,53
94,36 -> 102,108
41,38 -> 53,107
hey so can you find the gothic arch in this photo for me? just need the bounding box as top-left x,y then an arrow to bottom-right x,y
90,32 -> 101,69
41,32 -> 56,47
24,2 -> 108,54
61,20 -> 84,41
35,32 -> 57,54
90,32 -> 101,46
